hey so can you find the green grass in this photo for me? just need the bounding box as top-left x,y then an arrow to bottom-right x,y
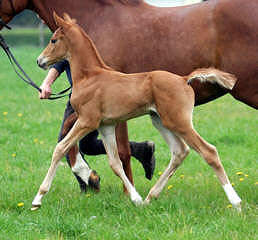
0,44 -> 257,240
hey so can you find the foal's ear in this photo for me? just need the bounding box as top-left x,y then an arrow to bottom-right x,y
63,13 -> 77,24
53,11 -> 71,30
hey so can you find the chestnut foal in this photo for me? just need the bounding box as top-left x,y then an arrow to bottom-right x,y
33,13 -> 241,210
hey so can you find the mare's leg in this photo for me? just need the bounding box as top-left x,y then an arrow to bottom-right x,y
60,106 -> 100,192
99,125 -> 143,205
80,122 -> 156,185
68,144 -> 100,192
115,122 -> 134,193
145,114 -> 190,204
116,123 -> 156,183
31,120 -> 93,210
178,127 -> 242,211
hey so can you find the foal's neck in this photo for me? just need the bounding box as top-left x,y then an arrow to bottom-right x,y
68,29 -> 110,83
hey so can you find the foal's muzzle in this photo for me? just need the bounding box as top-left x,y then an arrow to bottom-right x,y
37,56 -> 48,70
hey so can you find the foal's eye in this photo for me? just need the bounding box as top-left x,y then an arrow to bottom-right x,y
51,39 -> 57,44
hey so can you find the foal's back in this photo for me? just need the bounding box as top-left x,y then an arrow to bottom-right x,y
85,69 -> 194,125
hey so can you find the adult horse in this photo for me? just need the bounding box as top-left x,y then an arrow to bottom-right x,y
0,0 -> 257,192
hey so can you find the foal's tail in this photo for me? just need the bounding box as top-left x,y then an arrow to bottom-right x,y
186,68 -> 237,90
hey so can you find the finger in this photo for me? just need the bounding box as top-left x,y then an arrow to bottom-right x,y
41,90 -> 47,99
45,91 -> 51,99
41,91 -> 46,99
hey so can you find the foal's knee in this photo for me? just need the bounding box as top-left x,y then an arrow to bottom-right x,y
53,143 -> 66,160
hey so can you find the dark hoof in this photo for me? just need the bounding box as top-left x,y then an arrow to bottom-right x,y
77,170 -> 100,193
79,182 -> 87,193
88,170 -> 100,192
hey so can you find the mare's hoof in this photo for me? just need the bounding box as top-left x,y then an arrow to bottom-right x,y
88,170 -> 100,192
78,170 -> 100,193
79,183 -> 87,193
31,205 -> 41,211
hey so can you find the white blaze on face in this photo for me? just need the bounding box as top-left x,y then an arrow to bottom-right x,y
72,152 -> 92,184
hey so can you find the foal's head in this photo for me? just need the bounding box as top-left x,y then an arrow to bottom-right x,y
37,12 -> 78,69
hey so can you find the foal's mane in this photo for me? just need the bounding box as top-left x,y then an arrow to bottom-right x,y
76,23 -> 112,70
97,0 -> 143,6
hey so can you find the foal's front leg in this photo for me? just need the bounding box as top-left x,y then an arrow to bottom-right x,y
61,112 -> 100,192
99,125 -> 143,205
31,120 -> 92,210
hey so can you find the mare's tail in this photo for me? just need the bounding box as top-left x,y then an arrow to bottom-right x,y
186,68 -> 237,90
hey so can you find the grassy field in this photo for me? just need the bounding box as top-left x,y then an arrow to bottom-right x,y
0,40 -> 257,239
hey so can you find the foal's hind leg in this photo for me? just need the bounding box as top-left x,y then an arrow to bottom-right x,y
179,127 -> 242,211
144,114 -> 190,204
99,125 -> 142,205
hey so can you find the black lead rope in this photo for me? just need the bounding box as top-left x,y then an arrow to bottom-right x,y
0,34 -> 71,100
0,19 -> 11,30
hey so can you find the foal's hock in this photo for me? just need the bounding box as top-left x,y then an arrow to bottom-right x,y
32,13 -> 241,211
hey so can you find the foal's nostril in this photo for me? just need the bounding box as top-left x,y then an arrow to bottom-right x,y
37,57 -> 48,70
37,58 -> 45,68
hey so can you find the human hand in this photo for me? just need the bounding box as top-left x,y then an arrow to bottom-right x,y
39,83 -> 52,99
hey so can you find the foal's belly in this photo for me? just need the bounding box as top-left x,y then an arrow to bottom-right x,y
100,104 -> 157,125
